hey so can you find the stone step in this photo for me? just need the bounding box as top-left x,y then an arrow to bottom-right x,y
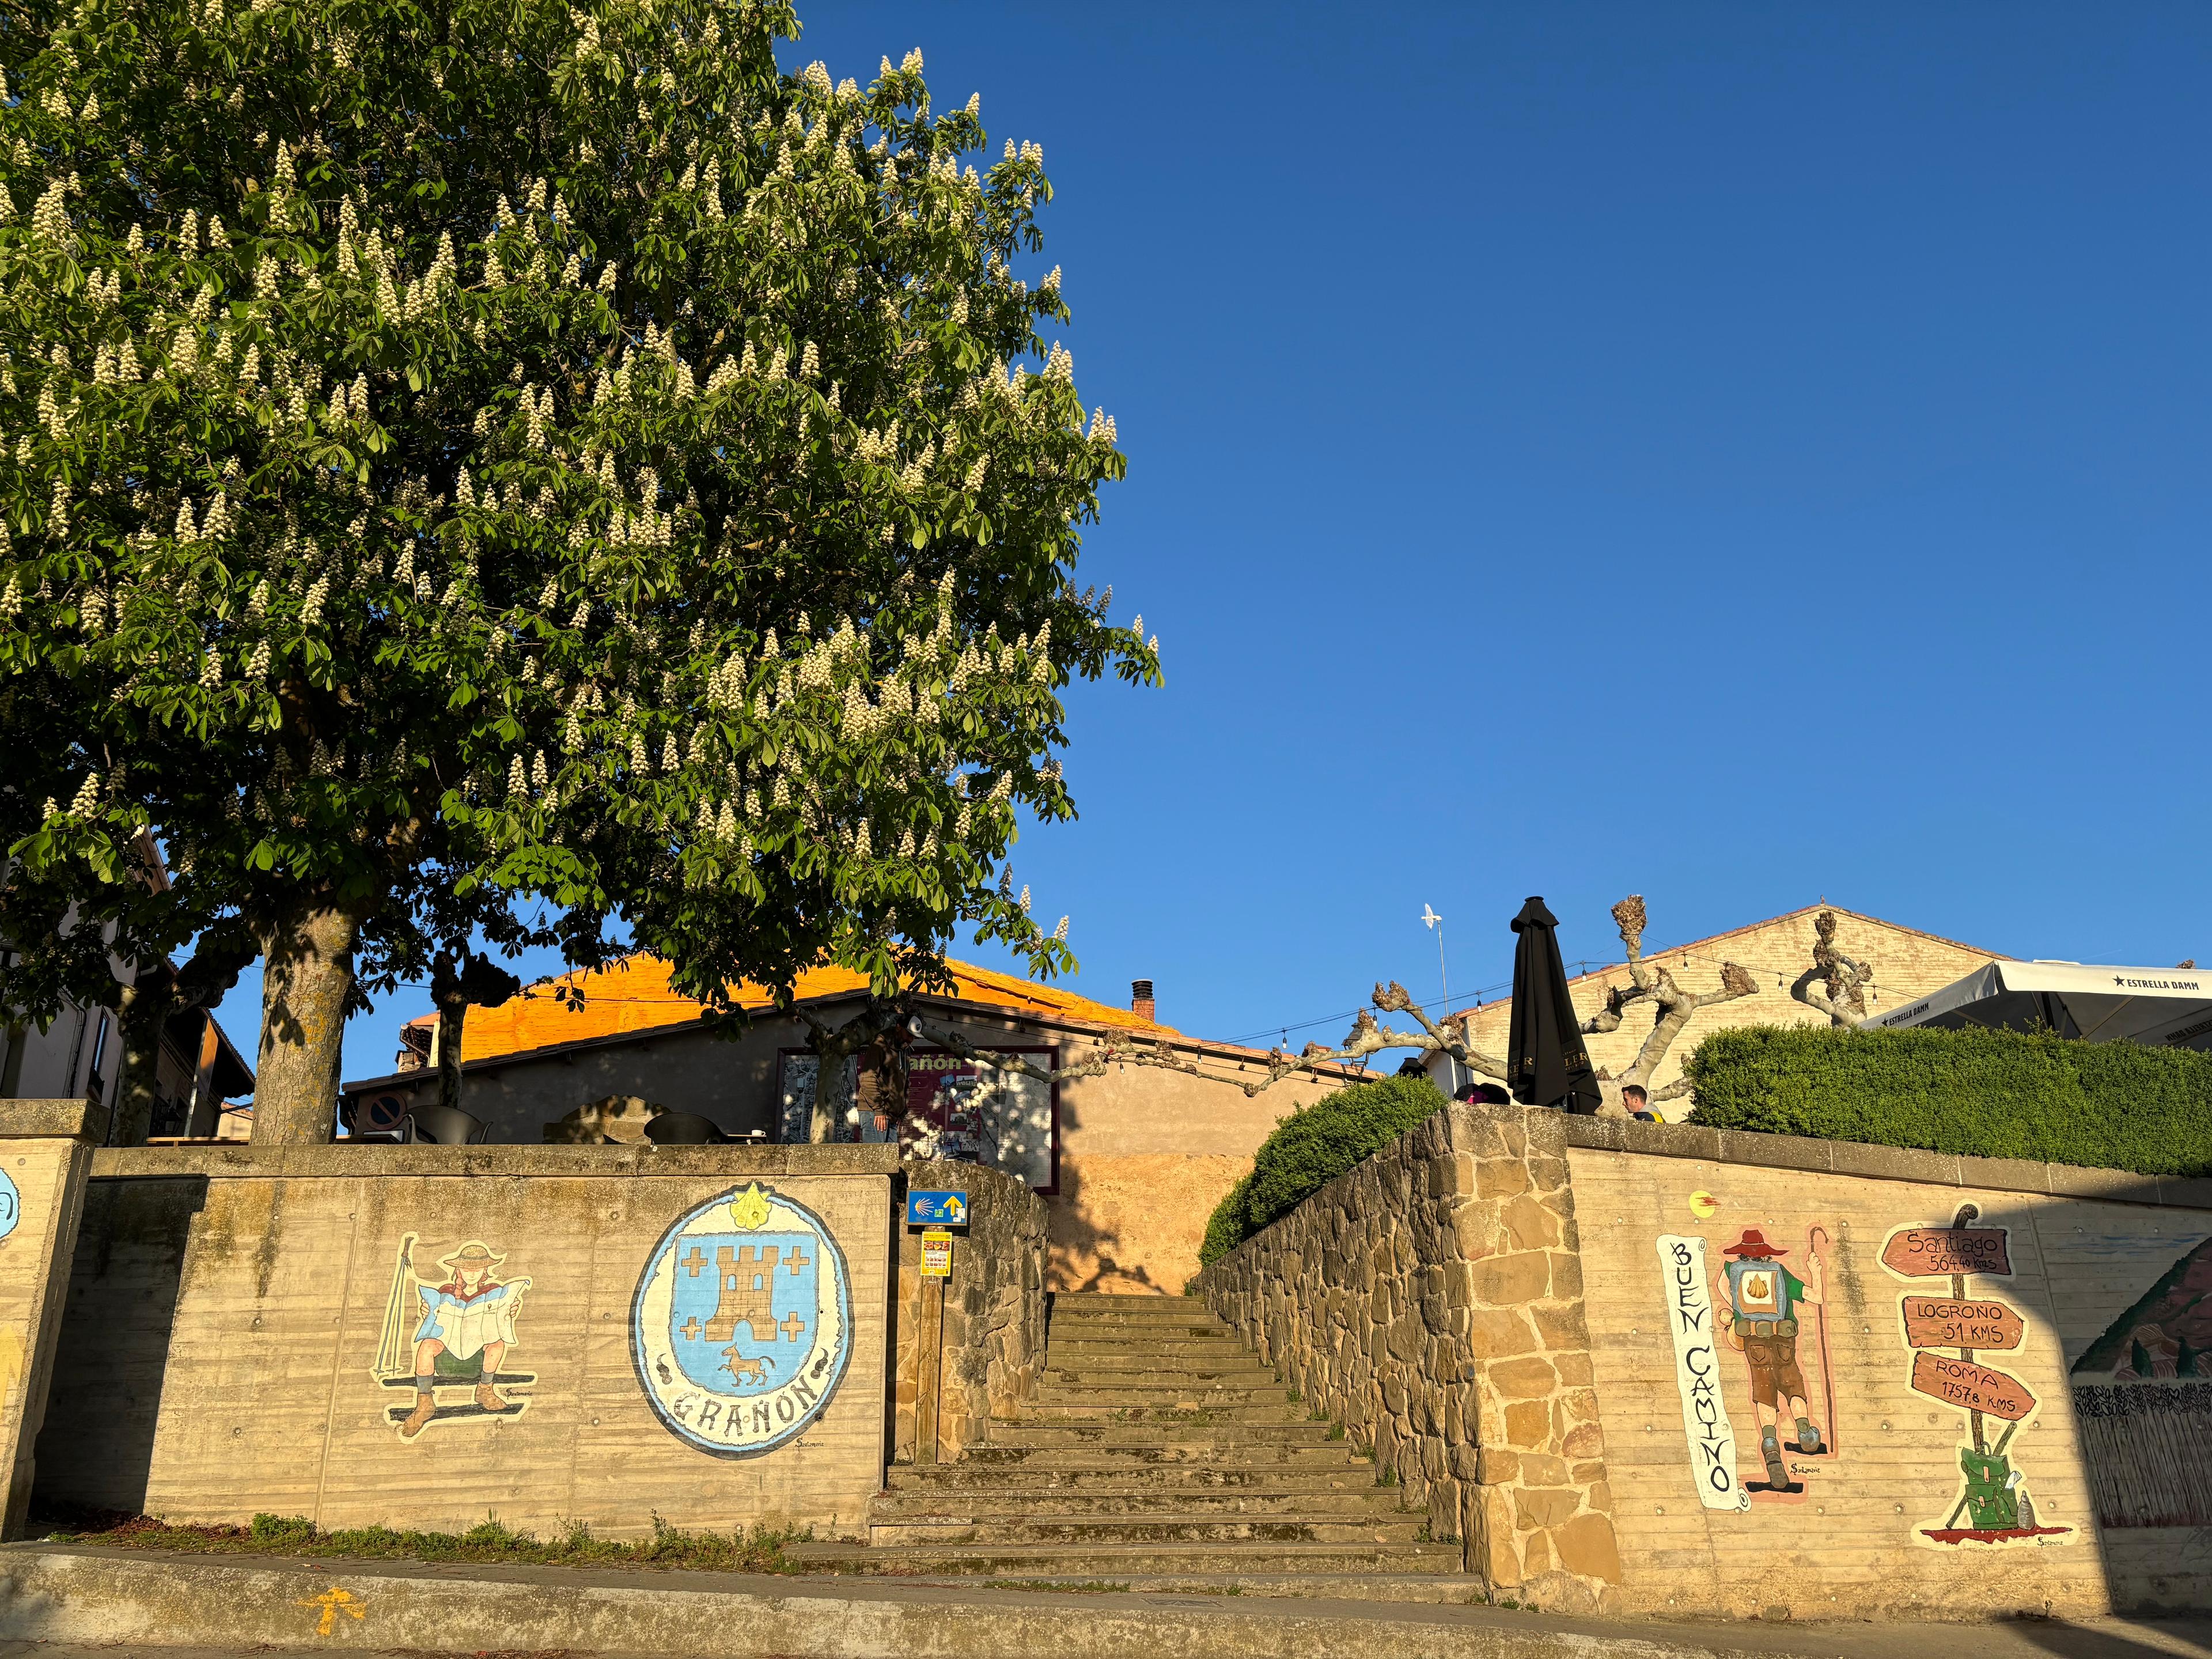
889,1451 -> 1371,1478
1040,1369 -> 1282,1392
893,1457 -> 1378,1490
874,1487 -> 1406,1520
1040,1351 -> 1274,1375
1039,1336 -> 1238,1354
785,1540 -> 1465,1577
867,1513 -> 1430,1547
1044,1336 -> 1256,1354
1036,1371 -> 1285,1392
895,1571 -> 1493,1605
953,1441 -> 1370,1470
1047,1309 -> 1236,1324
986,1420 -> 1347,1448
1051,1293 -> 1211,1309
1017,1407 -> 1309,1433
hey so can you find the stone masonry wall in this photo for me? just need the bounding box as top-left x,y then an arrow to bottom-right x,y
1194,1099 -> 1620,1613
893,1160 -> 1047,1463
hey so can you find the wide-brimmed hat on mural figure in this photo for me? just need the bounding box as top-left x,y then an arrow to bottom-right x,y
441,1243 -> 503,1272
1508,896 -> 1603,1115
1722,1229 -> 1787,1259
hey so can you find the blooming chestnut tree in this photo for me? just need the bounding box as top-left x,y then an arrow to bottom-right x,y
0,0 -> 1155,1142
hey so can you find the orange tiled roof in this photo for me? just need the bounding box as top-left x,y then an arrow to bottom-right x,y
442,953 -> 1175,1065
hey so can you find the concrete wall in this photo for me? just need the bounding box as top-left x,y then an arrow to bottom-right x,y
1195,1103 -> 2212,1621
1566,1118 -> 2212,1620
34,1143 -> 898,1540
0,1103 -> 101,1537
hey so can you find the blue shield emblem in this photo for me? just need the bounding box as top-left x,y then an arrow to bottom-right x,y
666,1232 -> 821,1394
631,1183 -> 854,1459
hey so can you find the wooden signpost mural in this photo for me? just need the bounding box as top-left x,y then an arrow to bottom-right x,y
1881,1204 -> 2068,1547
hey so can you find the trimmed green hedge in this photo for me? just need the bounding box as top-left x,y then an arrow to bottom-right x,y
1198,1075 -> 1448,1266
1685,1024 -> 2212,1177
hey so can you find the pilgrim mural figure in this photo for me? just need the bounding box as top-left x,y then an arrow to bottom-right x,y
372,1234 -> 535,1438
1715,1227 -> 1828,1490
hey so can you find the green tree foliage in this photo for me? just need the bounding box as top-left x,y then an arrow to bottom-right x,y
1686,1024 -> 2212,1177
0,0 -> 1154,1139
1198,1074 -> 1447,1266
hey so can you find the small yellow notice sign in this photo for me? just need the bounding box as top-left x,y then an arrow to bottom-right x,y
921,1229 -> 953,1279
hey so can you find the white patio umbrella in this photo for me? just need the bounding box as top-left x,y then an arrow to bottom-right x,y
1865,960 -> 2212,1050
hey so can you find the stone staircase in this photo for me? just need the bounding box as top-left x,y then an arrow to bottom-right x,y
793,1293 -> 1467,1590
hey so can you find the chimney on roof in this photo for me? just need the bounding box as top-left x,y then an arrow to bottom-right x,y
1131,979 -> 1156,1023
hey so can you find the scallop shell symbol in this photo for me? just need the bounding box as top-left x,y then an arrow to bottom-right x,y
726,1183 -> 772,1231
1688,1191 -> 1718,1221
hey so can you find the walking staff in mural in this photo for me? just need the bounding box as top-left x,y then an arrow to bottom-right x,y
372,1235 -> 536,1438
1714,1227 -> 1830,1492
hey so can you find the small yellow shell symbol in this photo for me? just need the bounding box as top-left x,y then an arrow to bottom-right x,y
727,1183 -> 772,1231
1688,1191 -> 1718,1221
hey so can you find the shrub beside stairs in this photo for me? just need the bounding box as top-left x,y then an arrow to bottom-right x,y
790,1293 -> 1471,1595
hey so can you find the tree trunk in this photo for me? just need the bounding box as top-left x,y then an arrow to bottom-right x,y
811,1047 -> 853,1144
435,984 -> 468,1119
251,906 -> 361,1144
111,975 -> 176,1147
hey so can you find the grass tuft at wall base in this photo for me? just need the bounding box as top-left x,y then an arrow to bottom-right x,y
1686,1024 -> 2212,1177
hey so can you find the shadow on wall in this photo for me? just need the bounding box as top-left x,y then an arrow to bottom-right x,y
1047,1153 -> 1158,1294
33,1176 -> 207,1520
1039,1086 -> 1160,1294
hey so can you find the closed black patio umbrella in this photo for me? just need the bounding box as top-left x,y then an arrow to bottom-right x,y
1508,896 -> 1603,1114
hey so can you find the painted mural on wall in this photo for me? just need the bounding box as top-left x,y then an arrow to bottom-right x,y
2069,1230 -> 2212,1529
1880,1205 -> 2068,1547
0,1166 -> 19,1242
372,1235 -> 536,1439
630,1181 -> 853,1457
1657,1199 -> 1840,1508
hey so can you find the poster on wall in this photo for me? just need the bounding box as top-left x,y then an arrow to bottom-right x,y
775,1047 -> 1056,1191
1652,1196 -> 1842,1507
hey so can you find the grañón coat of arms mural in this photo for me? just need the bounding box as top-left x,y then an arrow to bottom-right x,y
630,1182 -> 853,1457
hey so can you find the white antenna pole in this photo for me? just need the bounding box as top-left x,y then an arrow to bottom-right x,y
1422,906 -> 1456,1094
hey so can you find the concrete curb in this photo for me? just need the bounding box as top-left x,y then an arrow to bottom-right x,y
0,1546 -> 1730,1659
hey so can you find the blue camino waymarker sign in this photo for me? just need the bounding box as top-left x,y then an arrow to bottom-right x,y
907,1190 -> 968,1228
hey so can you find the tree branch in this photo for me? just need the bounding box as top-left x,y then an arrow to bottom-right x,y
1619,960 -> 1758,1088
1580,896 -> 1656,1035
1789,910 -> 1872,1029
1234,983 -> 1509,1100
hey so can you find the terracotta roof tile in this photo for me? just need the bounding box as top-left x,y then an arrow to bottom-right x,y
449,953 -> 1173,1064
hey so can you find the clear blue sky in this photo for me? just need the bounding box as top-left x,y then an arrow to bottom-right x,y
216,1 -> 2212,1088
